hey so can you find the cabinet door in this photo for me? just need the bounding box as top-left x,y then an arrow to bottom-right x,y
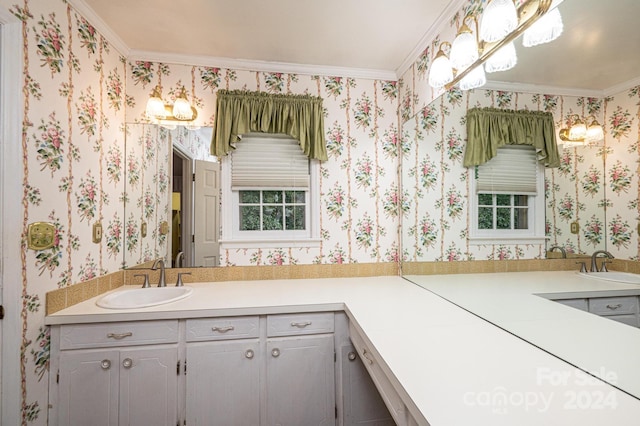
340,345 -> 395,426
119,346 -> 178,426
186,340 -> 260,426
266,334 -> 335,426
58,349 -> 119,426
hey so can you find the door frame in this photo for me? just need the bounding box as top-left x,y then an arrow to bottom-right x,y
172,140 -> 194,267
1,9 -> 24,425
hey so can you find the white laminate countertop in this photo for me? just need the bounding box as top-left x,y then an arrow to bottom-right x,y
46,274 -> 640,425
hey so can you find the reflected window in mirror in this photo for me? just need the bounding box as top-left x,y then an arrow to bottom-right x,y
220,134 -> 320,248
469,146 -> 546,244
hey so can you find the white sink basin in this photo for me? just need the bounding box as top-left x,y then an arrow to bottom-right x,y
577,271 -> 640,284
96,286 -> 193,309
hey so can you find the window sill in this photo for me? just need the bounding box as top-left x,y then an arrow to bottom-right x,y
220,238 -> 322,249
469,236 -> 548,246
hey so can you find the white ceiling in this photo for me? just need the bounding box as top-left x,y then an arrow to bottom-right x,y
80,0 -> 640,94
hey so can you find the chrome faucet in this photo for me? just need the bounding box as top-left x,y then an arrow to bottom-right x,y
151,258 -> 167,287
590,250 -> 613,272
548,245 -> 567,258
175,251 -> 184,268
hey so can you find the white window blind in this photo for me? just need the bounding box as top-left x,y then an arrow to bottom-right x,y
231,134 -> 310,189
476,146 -> 538,195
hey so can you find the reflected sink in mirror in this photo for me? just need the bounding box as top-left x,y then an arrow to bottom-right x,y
96,286 -> 193,309
577,272 -> 640,285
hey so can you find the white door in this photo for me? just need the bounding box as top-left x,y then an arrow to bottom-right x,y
119,346 -> 178,426
58,349 -> 120,426
266,335 -> 336,426
186,340 -> 260,425
340,345 -> 394,426
194,160 -> 220,267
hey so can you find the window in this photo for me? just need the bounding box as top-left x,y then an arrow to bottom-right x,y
469,146 -> 545,244
221,134 -> 320,248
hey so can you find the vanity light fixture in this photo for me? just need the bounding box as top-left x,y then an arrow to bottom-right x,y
428,42 -> 454,89
145,84 -> 198,123
427,0 -> 560,92
558,114 -> 604,145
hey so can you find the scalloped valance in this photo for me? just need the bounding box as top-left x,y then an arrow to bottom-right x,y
463,107 -> 560,168
211,90 -> 328,161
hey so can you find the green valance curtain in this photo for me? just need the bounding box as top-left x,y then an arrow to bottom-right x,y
211,90 -> 328,161
463,107 -> 560,168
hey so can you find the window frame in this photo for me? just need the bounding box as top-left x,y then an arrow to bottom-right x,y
220,134 -> 321,249
469,147 -> 547,245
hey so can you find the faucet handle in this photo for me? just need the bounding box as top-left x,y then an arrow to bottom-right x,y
134,273 -> 150,288
575,262 -> 587,273
176,272 -> 191,287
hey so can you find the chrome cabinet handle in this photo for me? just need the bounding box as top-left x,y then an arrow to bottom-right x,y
245,349 -> 254,359
101,359 -> 111,370
122,358 -> 133,369
347,351 -> 357,361
290,321 -> 312,328
606,303 -> 623,310
107,332 -> 132,340
271,348 -> 280,358
362,349 -> 373,365
212,326 -> 235,333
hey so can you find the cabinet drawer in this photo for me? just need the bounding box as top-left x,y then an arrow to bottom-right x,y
60,320 -> 178,349
267,313 -> 334,337
349,323 -> 407,426
606,314 -> 639,327
589,296 -> 639,316
186,316 -> 259,341
555,298 -> 588,311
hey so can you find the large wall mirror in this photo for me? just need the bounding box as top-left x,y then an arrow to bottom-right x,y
122,123 -> 217,269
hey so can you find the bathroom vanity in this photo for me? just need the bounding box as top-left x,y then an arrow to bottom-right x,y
46,274 -> 640,425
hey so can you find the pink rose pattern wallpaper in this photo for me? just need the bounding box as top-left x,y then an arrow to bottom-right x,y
3,0 -> 639,422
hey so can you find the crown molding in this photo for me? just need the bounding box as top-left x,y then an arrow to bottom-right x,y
128,50 -> 398,81
483,80 -> 605,98
395,0 -> 468,79
604,75 -> 640,97
68,0 -> 130,56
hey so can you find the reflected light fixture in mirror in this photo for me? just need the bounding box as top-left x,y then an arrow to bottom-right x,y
558,114 -> 604,146
428,0 -> 563,91
145,84 -> 198,123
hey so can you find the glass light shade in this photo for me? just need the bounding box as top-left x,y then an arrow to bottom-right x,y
428,51 -> 454,89
480,0 -> 518,43
145,85 -> 166,119
585,121 -> 604,143
172,88 -> 193,120
568,119 -> 587,140
523,7 -> 563,47
459,65 -> 486,91
484,41 -> 518,73
450,30 -> 479,71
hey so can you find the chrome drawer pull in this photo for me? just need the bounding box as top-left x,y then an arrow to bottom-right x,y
606,304 -> 623,310
101,359 -> 111,370
122,358 -> 133,369
347,351 -> 357,362
290,321 -> 312,328
245,349 -> 255,359
212,326 -> 235,333
107,332 -> 133,340
362,349 -> 374,365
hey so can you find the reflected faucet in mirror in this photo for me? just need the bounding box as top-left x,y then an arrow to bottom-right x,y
548,245 -> 567,258
175,251 -> 184,268
590,250 -> 613,273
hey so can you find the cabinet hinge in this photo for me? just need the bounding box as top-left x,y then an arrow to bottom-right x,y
184,360 -> 187,375
56,370 -> 59,384
0,305 -> 4,319
335,406 -> 338,419
334,351 -> 336,363
177,360 -> 180,375
192,173 -> 196,182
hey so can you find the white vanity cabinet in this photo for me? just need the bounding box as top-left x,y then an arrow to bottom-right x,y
50,320 -> 179,426
185,313 -> 336,426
